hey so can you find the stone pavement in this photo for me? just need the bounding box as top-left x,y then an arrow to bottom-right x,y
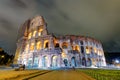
29,70 -> 95,80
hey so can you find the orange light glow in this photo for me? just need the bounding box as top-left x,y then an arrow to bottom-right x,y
28,32 -> 32,39
33,30 -> 37,37
30,43 -> 34,51
36,41 -> 42,50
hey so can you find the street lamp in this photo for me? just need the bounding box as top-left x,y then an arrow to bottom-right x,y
1,55 -> 4,58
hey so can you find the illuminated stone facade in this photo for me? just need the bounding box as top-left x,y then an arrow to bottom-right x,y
14,16 -> 106,69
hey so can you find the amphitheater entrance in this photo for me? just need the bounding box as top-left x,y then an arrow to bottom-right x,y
28,58 -> 32,68
51,56 -> 58,67
33,57 -> 39,67
71,57 -> 76,67
42,56 -> 48,67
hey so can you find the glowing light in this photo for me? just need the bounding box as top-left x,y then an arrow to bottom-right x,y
52,56 -> 57,67
30,42 -> 34,51
1,55 -> 4,58
0,48 -> 3,51
73,45 -> 80,52
28,32 -> 32,39
94,47 -> 97,53
39,28 -> 43,32
98,50 -> 102,56
62,52 -> 67,58
62,42 -> 68,49
115,59 -> 119,63
25,44 -> 29,53
36,41 -> 41,50
33,30 -> 37,37
44,40 -> 49,48
86,46 -> 90,54
38,28 -> 43,36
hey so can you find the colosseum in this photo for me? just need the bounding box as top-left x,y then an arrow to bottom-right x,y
14,16 -> 106,69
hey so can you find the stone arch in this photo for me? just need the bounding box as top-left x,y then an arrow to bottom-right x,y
73,45 -> 80,52
82,57 -> 86,66
28,32 -> 32,39
71,57 -> 76,67
81,46 -> 84,53
42,56 -> 48,67
36,41 -> 42,50
87,58 -> 92,67
30,42 -> 35,51
33,56 -> 39,67
44,40 -> 49,48
33,30 -> 37,37
63,59 -> 68,67
55,43 -> 60,48
51,55 -> 58,67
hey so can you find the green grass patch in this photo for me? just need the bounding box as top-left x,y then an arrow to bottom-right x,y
78,69 -> 120,80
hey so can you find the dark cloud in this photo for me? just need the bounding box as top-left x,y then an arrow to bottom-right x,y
36,0 -> 55,8
9,0 -> 27,9
0,17 -> 14,31
0,0 -> 120,54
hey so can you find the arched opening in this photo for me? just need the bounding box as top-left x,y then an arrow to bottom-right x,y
71,57 -> 76,67
91,58 -> 96,66
38,27 -> 43,36
51,56 -> 58,67
63,59 -> 68,67
55,43 -> 60,48
73,45 -> 80,52
81,46 -> 84,53
30,42 -> 34,51
42,56 -> 48,67
28,32 -> 32,39
87,58 -> 92,67
33,57 -> 39,67
25,44 -> 29,53
80,41 -> 83,45
94,47 -> 97,53
82,57 -> 86,66
28,58 -> 32,68
86,46 -> 90,54
33,30 -> 37,37
62,42 -> 68,49
44,40 -> 49,49
36,41 -> 42,50
62,52 -> 67,58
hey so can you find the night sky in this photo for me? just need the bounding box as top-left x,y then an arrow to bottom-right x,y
0,0 -> 120,55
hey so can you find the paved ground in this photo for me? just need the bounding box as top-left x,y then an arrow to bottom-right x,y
29,70 -> 95,80
0,69 -> 95,80
0,69 -> 41,80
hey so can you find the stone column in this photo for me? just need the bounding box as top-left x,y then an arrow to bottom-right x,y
38,55 -> 42,68
41,39 -> 44,49
49,37 -> 54,49
47,55 -> 51,68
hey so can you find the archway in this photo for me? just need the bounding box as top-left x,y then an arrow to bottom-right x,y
51,56 -> 58,67
28,58 -> 32,68
63,59 -> 68,67
71,57 -> 76,67
87,58 -> 92,67
33,57 -> 39,67
42,56 -> 48,67
44,40 -> 49,48
55,43 -> 60,48
82,57 -> 86,66
62,42 -> 68,49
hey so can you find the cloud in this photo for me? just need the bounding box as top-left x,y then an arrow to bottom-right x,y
0,0 -> 37,54
0,0 -> 120,54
